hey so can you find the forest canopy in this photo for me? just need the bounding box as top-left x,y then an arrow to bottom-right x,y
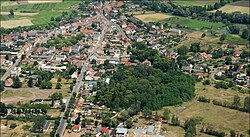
94,64 -> 196,112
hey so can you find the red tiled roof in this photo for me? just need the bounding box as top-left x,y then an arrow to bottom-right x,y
73,125 -> 81,131
102,127 -> 110,134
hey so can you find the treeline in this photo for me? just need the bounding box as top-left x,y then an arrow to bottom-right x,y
201,126 -> 226,137
134,0 -> 249,25
94,42 -> 196,112
212,96 -> 250,113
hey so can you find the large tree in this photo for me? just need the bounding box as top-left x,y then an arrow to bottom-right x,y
0,102 -> 7,116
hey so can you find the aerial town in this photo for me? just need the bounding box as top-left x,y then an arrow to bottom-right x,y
0,0 -> 249,137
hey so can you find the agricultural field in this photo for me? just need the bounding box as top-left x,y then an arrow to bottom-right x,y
0,1 -> 81,28
134,13 -> 173,22
213,0 -> 249,14
172,0 -> 219,6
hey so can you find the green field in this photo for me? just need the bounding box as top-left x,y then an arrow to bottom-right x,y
172,0 -> 219,6
0,1 -> 81,26
225,34 -> 249,45
160,17 -> 225,29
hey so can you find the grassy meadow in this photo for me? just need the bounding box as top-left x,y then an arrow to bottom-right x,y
156,82 -> 250,136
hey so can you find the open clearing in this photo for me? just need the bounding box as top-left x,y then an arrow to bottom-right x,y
214,5 -> 249,14
0,88 -> 68,104
178,102 -> 249,134
212,1 -> 249,14
134,13 -> 173,22
157,82 -> 250,135
195,82 -> 248,104
0,19 -> 33,28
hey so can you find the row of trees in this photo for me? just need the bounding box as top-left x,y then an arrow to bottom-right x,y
212,96 -> 250,112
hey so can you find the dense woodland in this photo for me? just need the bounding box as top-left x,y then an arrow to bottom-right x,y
94,42 -> 196,112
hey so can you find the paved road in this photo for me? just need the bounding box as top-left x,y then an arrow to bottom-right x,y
56,7 -> 109,137
1,55 -> 22,81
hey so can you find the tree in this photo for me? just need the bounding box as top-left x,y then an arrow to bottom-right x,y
201,33 -> 206,38
55,83 -> 62,89
220,34 -> 226,42
126,119 -> 133,128
75,116 -> 81,125
12,76 -> 22,88
241,29 -> 249,39
189,42 -> 201,53
40,80 -> 52,89
177,46 -> 189,55
0,102 -> 7,116
94,121 -> 98,127
27,78 -> 33,87
5,54 -> 10,60
50,17 -> 55,21
171,115 -> 180,126
57,77 -> 62,82
9,8 -> 14,16
203,79 -> 211,85
228,25 -> 240,34
214,3 -> 221,9
230,130 -> 236,137
184,117 -> 202,137
70,84 -> 73,91
0,81 -> 4,93
225,56 -> 232,65
243,96 -> 250,112
143,110 -> 152,120
32,116 -> 46,133
10,123 -> 17,129
21,54 -> 26,60
163,108 -> 170,123
33,61 -> 38,66
232,95 -> 241,109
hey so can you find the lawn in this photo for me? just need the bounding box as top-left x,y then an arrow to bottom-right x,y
134,13 -> 173,22
159,17 -> 225,29
172,0 -> 219,6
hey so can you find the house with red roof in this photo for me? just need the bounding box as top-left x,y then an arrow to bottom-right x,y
72,125 -> 81,133
5,78 -> 13,87
101,127 -> 111,136
235,50 -> 241,57
62,47 -> 72,54
124,62 -> 135,66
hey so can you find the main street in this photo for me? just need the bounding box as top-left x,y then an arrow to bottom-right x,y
0,56 -> 21,81
56,9 -> 109,137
